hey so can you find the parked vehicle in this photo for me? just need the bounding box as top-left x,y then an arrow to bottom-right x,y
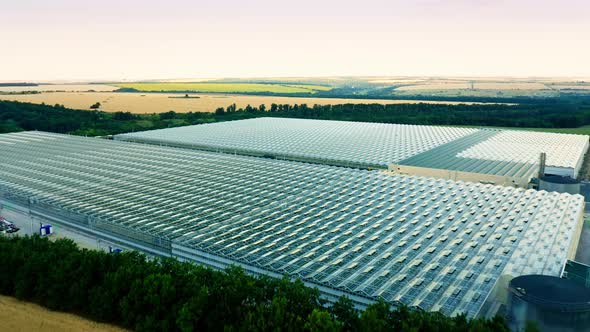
0,217 -> 19,233
39,224 -> 53,236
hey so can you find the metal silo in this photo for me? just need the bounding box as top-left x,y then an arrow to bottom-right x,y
508,275 -> 590,332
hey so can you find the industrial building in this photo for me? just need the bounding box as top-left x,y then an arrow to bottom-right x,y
115,118 -> 589,186
0,131 -> 585,319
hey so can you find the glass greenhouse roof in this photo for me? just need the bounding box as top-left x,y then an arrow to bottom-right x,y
116,118 -> 478,168
115,118 -> 589,173
0,131 -> 584,318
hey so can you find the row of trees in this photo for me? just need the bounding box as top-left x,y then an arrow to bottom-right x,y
215,101 -> 590,128
2,99 -> 590,137
0,235 -> 515,331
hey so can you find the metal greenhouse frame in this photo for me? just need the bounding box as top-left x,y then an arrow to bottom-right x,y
0,131 -> 585,318
115,118 -> 589,178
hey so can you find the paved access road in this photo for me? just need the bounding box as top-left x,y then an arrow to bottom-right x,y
0,206 -> 122,253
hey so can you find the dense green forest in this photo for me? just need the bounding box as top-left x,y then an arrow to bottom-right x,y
1,99 -> 590,136
0,235 -> 513,332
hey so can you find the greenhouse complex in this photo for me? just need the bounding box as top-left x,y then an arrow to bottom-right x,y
116,118 -> 589,186
0,131 -> 585,318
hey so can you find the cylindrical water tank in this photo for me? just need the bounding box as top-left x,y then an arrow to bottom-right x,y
508,275 -> 590,332
538,175 -> 580,195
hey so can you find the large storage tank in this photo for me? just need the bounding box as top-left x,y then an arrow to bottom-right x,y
508,275 -> 590,331
538,175 -> 581,195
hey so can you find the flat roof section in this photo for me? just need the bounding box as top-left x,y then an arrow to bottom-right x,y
458,130 -> 589,171
115,118 -> 589,178
0,131 -> 585,318
396,130 -> 539,179
115,118 -> 478,169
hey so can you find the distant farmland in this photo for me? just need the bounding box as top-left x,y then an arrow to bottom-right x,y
114,82 -> 332,94
0,84 -> 118,93
389,80 -> 590,98
395,82 -> 549,90
0,92 -> 484,114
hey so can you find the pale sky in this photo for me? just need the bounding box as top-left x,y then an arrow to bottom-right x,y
1,0 -> 589,81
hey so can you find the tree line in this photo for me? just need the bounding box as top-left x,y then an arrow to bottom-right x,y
0,235 -> 515,331
214,101 -> 590,128
1,99 -> 589,137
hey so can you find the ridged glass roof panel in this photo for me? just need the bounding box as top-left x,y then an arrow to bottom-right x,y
115,118 -> 589,176
0,131 -> 584,318
116,118 -> 477,168
457,130 -> 589,169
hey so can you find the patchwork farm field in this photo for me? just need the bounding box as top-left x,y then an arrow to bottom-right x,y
0,295 -> 127,332
393,88 -> 560,98
114,82 -> 332,93
0,92 -> 481,113
392,81 -> 560,98
389,79 -> 590,98
395,82 -> 549,90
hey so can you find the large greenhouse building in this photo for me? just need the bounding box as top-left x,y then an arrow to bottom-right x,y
0,131 -> 585,318
116,118 -> 589,186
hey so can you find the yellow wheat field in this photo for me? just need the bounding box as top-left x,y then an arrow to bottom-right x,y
0,295 -> 127,332
0,92 -> 482,113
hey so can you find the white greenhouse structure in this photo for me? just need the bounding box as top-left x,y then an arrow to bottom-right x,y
115,118 -> 589,181
0,131 -> 585,318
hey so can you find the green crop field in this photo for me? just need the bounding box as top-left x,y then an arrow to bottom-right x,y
115,83 -> 332,94
283,84 -> 333,91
